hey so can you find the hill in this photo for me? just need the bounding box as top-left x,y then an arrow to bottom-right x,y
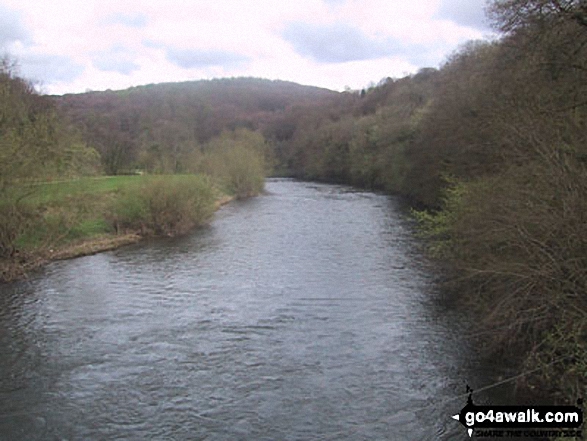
54,78 -> 339,174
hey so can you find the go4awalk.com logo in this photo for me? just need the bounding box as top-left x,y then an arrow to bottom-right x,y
451,388 -> 583,438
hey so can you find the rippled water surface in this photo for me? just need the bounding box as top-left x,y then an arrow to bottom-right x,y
0,179 -> 501,440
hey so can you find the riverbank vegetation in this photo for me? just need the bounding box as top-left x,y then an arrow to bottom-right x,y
110,175 -> 216,236
0,60 -> 270,281
0,175 -> 213,281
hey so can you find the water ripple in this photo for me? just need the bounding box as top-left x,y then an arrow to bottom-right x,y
0,179 -> 499,440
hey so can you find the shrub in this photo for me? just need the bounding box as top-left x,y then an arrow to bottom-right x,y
0,194 -> 40,259
215,145 -> 265,198
198,132 -> 266,198
110,175 -> 215,236
415,152 -> 587,398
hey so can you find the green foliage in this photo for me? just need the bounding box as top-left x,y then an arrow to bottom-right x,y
56,139 -> 102,177
197,129 -> 267,198
411,179 -> 468,258
278,71 -> 435,194
16,193 -> 111,251
0,57 -> 103,258
29,176 -> 142,205
109,175 -> 216,236
0,59 -> 59,188
0,192 -> 41,258
400,6 -> 587,396
414,154 -> 587,396
9,175 -> 220,257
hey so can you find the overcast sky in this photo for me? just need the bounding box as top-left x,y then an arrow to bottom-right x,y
0,0 -> 495,95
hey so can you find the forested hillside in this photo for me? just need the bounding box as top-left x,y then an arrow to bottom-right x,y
54,78 -> 337,175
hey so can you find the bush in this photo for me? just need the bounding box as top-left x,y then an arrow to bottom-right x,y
415,152 -> 587,398
0,194 -> 40,259
16,197 -> 100,252
213,145 -> 265,198
110,175 -> 215,236
197,130 -> 267,198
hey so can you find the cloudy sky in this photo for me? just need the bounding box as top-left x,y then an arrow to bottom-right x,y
0,0 -> 494,95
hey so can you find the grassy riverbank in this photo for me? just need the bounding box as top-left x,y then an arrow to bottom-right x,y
0,174 -> 236,282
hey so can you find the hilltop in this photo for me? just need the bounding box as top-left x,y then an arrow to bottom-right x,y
54,77 -> 339,175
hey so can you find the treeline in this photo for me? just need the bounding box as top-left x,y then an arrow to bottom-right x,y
55,78 -> 336,175
0,57 -> 100,261
266,0 -> 587,401
267,70 -> 436,194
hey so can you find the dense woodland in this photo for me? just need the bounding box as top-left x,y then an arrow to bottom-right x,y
55,78 -> 337,175
1,0 -> 586,404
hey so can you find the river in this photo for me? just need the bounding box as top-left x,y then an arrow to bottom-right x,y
0,179 -> 507,440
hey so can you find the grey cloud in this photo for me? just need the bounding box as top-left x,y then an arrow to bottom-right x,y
101,13 -> 148,28
166,48 -> 249,69
0,4 -> 30,47
92,47 -> 140,75
436,0 -> 491,30
19,54 -> 84,83
142,39 -> 161,49
93,58 -> 139,75
282,22 -> 401,63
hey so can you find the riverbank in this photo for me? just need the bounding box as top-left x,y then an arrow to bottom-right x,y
0,175 -> 237,283
0,234 -> 142,282
0,179 -> 481,441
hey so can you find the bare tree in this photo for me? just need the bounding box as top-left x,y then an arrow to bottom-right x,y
489,0 -> 587,32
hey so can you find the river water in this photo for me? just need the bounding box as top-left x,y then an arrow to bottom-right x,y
0,179 -> 506,440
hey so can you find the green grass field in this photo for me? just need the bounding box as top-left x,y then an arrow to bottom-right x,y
31,175 -> 167,203
14,174 -> 220,251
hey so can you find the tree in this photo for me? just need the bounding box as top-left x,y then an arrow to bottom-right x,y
0,57 -> 63,190
0,56 -> 99,258
488,0 -> 587,33
196,129 -> 268,198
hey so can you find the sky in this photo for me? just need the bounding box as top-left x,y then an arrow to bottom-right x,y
0,0 -> 495,95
